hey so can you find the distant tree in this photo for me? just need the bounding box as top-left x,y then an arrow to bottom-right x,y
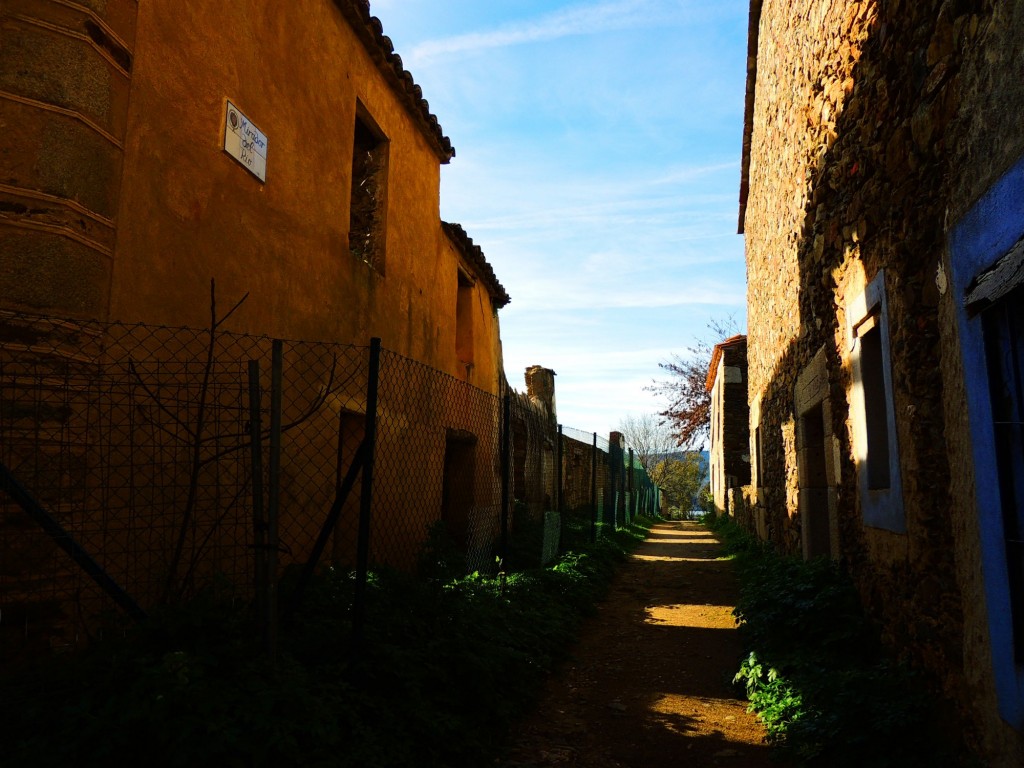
617,413 -> 677,471
648,316 -> 741,449
649,454 -> 706,513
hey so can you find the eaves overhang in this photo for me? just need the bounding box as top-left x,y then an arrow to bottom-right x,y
706,334 -> 747,392
738,0 -> 763,234
334,0 -> 456,163
442,222 -> 511,309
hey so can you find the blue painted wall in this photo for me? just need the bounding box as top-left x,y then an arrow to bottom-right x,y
948,153 -> 1024,728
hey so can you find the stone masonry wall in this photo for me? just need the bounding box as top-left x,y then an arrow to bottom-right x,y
722,343 -> 751,492
744,0 -> 1023,762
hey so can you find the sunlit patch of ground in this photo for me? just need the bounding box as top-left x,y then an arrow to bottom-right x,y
631,553 -> 732,563
500,520 -> 772,768
645,603 -> 737,627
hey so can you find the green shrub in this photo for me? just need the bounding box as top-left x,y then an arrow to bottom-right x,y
710,516 -> 963,767
0,518 -> 652,767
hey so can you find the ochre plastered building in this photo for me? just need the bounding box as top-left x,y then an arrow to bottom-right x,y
0,0 -> 526,651
1,0 -> 507,390
739,0 -> 1024,762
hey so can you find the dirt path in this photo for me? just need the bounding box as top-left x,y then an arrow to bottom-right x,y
500,520 -> 772,767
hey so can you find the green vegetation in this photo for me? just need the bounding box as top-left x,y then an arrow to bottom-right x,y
706,514 -> 963,767
648,453 -> 705,515
0,519 -> 651,768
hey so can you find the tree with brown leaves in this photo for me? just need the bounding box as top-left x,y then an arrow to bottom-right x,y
648,316 -> 740,449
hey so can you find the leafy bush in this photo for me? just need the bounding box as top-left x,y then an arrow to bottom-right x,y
0,519 -> 652,767
708,515 -> 963,767
416,519 -> 470,582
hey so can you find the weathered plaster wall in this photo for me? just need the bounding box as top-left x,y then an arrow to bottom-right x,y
0,1 -> 521,660
1,1 -> 506,391
0,0 -> 513,464
743,0 -> 1024,761
0,0 -> 137,318
108,1 -> 467,374
709,365 -> 726,513
440,225 -> 506,393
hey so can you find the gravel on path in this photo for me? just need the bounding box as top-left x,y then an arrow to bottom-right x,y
499,519 -> 773,768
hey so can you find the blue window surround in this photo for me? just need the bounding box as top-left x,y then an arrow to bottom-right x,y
948,154 -> 1024,728
846,270 -> 905,533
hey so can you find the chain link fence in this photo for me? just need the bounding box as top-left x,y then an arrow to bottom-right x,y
0,310 -> 660,662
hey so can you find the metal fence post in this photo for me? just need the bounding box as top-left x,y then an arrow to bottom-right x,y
0,462 -> 147,622
622,448 -> 630,528
500,393 -> 511,569
590,432 -> 598,542
556,424 -> 563,537
353,337 -> 381,654
608,441 -> 618,531
267,340 -> 283,658
247,360 -> 267,649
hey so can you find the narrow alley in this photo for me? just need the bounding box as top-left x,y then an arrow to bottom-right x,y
501,521 -> 772,767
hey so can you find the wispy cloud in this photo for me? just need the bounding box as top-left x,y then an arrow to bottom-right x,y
441,157 -> 740,230
432,151 -> 745,319
410,0 -> 698,63
649,161 -> 739,186
369,1 -> 750,436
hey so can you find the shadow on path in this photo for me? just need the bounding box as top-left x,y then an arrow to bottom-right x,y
500,520 -> 772,768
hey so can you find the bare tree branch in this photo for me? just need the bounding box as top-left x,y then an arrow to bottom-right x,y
617,413 -> 677,471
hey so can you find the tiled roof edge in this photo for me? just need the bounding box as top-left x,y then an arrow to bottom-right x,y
335,0 -> 455,163
442,222 -> 511,309
738,0 -> 763,234
706,334 -> 747,392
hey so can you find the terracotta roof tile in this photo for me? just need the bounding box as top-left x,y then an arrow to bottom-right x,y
442,222 -> 511,309
706,334 -> 747,391
334,0 -> 455,163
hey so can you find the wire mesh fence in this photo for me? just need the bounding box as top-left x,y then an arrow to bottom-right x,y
0,310 -> 661,662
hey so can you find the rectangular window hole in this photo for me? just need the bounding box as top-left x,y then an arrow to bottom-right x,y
349,110 -> 388,273
860,323 -> 891,490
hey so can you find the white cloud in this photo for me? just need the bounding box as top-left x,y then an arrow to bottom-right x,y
409,0 -> 696,63
434,153 -> 746,316
367,1 -> 751,435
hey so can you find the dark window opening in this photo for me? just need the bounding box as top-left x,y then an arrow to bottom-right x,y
859,316 -> 891,490
754,424 -> 763,487
983,286 -> 1024,662
349,110 -> 388,273
799,402 -> 831,559
441,431 -> 477,553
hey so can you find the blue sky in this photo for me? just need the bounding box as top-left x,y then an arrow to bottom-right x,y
371,0 -> 749,437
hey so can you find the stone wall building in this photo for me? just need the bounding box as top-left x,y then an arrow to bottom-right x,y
739,0 -> 1024,762
706,334 -> 750,517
